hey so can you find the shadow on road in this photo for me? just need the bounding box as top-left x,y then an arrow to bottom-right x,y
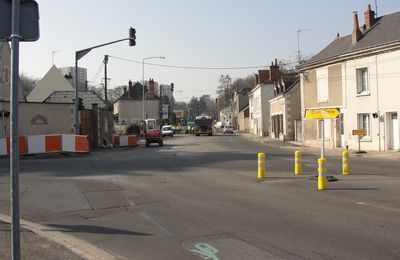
327,188 -> 379,191
46,224 -> 152,236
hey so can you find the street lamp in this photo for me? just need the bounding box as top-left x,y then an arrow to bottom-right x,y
142,56 -> 165,120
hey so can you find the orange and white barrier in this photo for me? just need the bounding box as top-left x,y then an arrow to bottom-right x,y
114,135 -> 137,147
62,134 -> 89,153
0,136 -> 27,156
27,134 -> 62,154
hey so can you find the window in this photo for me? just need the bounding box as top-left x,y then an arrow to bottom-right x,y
316,68 -> 328,103
3,67 -> 10,84
356,68 -> 368,94
357,113 -> 370,137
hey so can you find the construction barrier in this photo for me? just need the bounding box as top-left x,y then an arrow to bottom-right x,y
114,135 -> 137,147
27,134 -> 62,154
62,134 -> 89,153
0,136 -> 27,156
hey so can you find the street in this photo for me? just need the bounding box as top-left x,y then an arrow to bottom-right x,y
1,134 -> 400,260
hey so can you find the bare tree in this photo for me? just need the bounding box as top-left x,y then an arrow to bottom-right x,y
19,73 -> 40,98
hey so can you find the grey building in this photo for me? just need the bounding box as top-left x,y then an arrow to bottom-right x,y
59,66 -> 87,91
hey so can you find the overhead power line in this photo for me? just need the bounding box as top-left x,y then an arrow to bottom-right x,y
109,56 -> 269,70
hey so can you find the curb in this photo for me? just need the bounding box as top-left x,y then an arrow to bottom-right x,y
0,213 -> 117,260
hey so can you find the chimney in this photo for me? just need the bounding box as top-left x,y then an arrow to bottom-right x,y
352,12 -> 362,44
269,59 -> 281,82
364,4 -> 375,30
149,78 -> 155,99
254,74 -> 259,85
128,80 -> 133,98
258,70 -> 270,84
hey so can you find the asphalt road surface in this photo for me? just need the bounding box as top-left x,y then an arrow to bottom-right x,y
1,134 -> 399,259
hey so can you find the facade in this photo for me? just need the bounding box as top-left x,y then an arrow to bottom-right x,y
59,66 -> 88,91
219,106 -> 233,126
299,5 -> 400,151
237,105 -> 250,132
248,69 -> 275,136
0,42 -> 24,102
270,79 -> 301,141
114,80 -> 161,125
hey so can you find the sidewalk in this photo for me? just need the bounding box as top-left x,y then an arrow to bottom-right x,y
0,221 -> 84,260
238,132 -> 400,160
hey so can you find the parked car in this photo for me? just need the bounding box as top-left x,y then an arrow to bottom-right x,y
162,125 -> 174,137
223,125 -> 233,134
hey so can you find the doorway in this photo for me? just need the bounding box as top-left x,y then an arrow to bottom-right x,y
390,113 -> 399,150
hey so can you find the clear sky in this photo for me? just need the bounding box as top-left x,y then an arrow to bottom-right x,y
19,0 -> 400,102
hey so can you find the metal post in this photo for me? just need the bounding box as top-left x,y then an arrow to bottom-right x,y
142,59 -> 145,121
104,55 -> 108,102
321,120 -> 325,158
10,0 -> 21,258
74,56 -> 79,134
1,107 -> 4,137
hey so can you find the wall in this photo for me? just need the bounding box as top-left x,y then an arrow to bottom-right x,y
261,83 -> 275,136
0,102 -> 74,137
301,64 -> 343,148
344,49 -> 400,151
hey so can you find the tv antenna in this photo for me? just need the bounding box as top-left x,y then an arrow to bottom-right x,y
296,28 -> 309,63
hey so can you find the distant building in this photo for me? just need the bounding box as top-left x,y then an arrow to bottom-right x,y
59,66 -> 87,91
160,84 -> 173,100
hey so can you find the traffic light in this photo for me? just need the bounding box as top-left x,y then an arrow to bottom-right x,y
78,98 -> 84,110
129,27 -> 136,46
170,83 -> 174,91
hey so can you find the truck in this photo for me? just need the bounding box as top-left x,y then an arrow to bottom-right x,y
144,119 -> 163,147
194,115 -> 213,136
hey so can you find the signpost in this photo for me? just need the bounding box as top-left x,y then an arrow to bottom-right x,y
305,108 -> 340,158
1,1 -> 40,259
352,129 -> 367,153
305,108 -> 340,190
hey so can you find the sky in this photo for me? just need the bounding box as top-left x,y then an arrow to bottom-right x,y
18,0 -> 400,102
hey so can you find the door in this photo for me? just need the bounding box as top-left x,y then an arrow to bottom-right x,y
340,113 -> 345,147
391,113 -> 399,150
295,119 -> 302,142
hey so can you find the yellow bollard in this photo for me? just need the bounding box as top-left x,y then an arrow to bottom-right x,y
258,153 -> 265,180
342,150 -> 350,175
318,157 -> 327,190
295,150 -> 302,175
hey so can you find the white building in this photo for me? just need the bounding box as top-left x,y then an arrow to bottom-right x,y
299,5 -> 400,151
248,70 -> 275,136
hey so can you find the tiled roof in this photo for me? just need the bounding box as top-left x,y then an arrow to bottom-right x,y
300,10 -> 400,69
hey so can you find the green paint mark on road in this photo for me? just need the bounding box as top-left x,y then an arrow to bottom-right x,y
190,243 -> 220,260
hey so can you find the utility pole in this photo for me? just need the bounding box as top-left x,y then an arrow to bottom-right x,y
103,55 -> 109,102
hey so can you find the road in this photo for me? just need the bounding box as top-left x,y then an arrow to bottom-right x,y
1,134 -> 400,259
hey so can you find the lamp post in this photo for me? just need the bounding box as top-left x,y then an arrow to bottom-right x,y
142,56 -> 165,120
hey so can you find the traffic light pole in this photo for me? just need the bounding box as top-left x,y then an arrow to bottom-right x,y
74,36 -> 135,134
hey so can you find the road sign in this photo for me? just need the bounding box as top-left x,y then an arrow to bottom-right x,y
352,129 -> 367,136
0,0 -> 40,41
305,108 -> 340,119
